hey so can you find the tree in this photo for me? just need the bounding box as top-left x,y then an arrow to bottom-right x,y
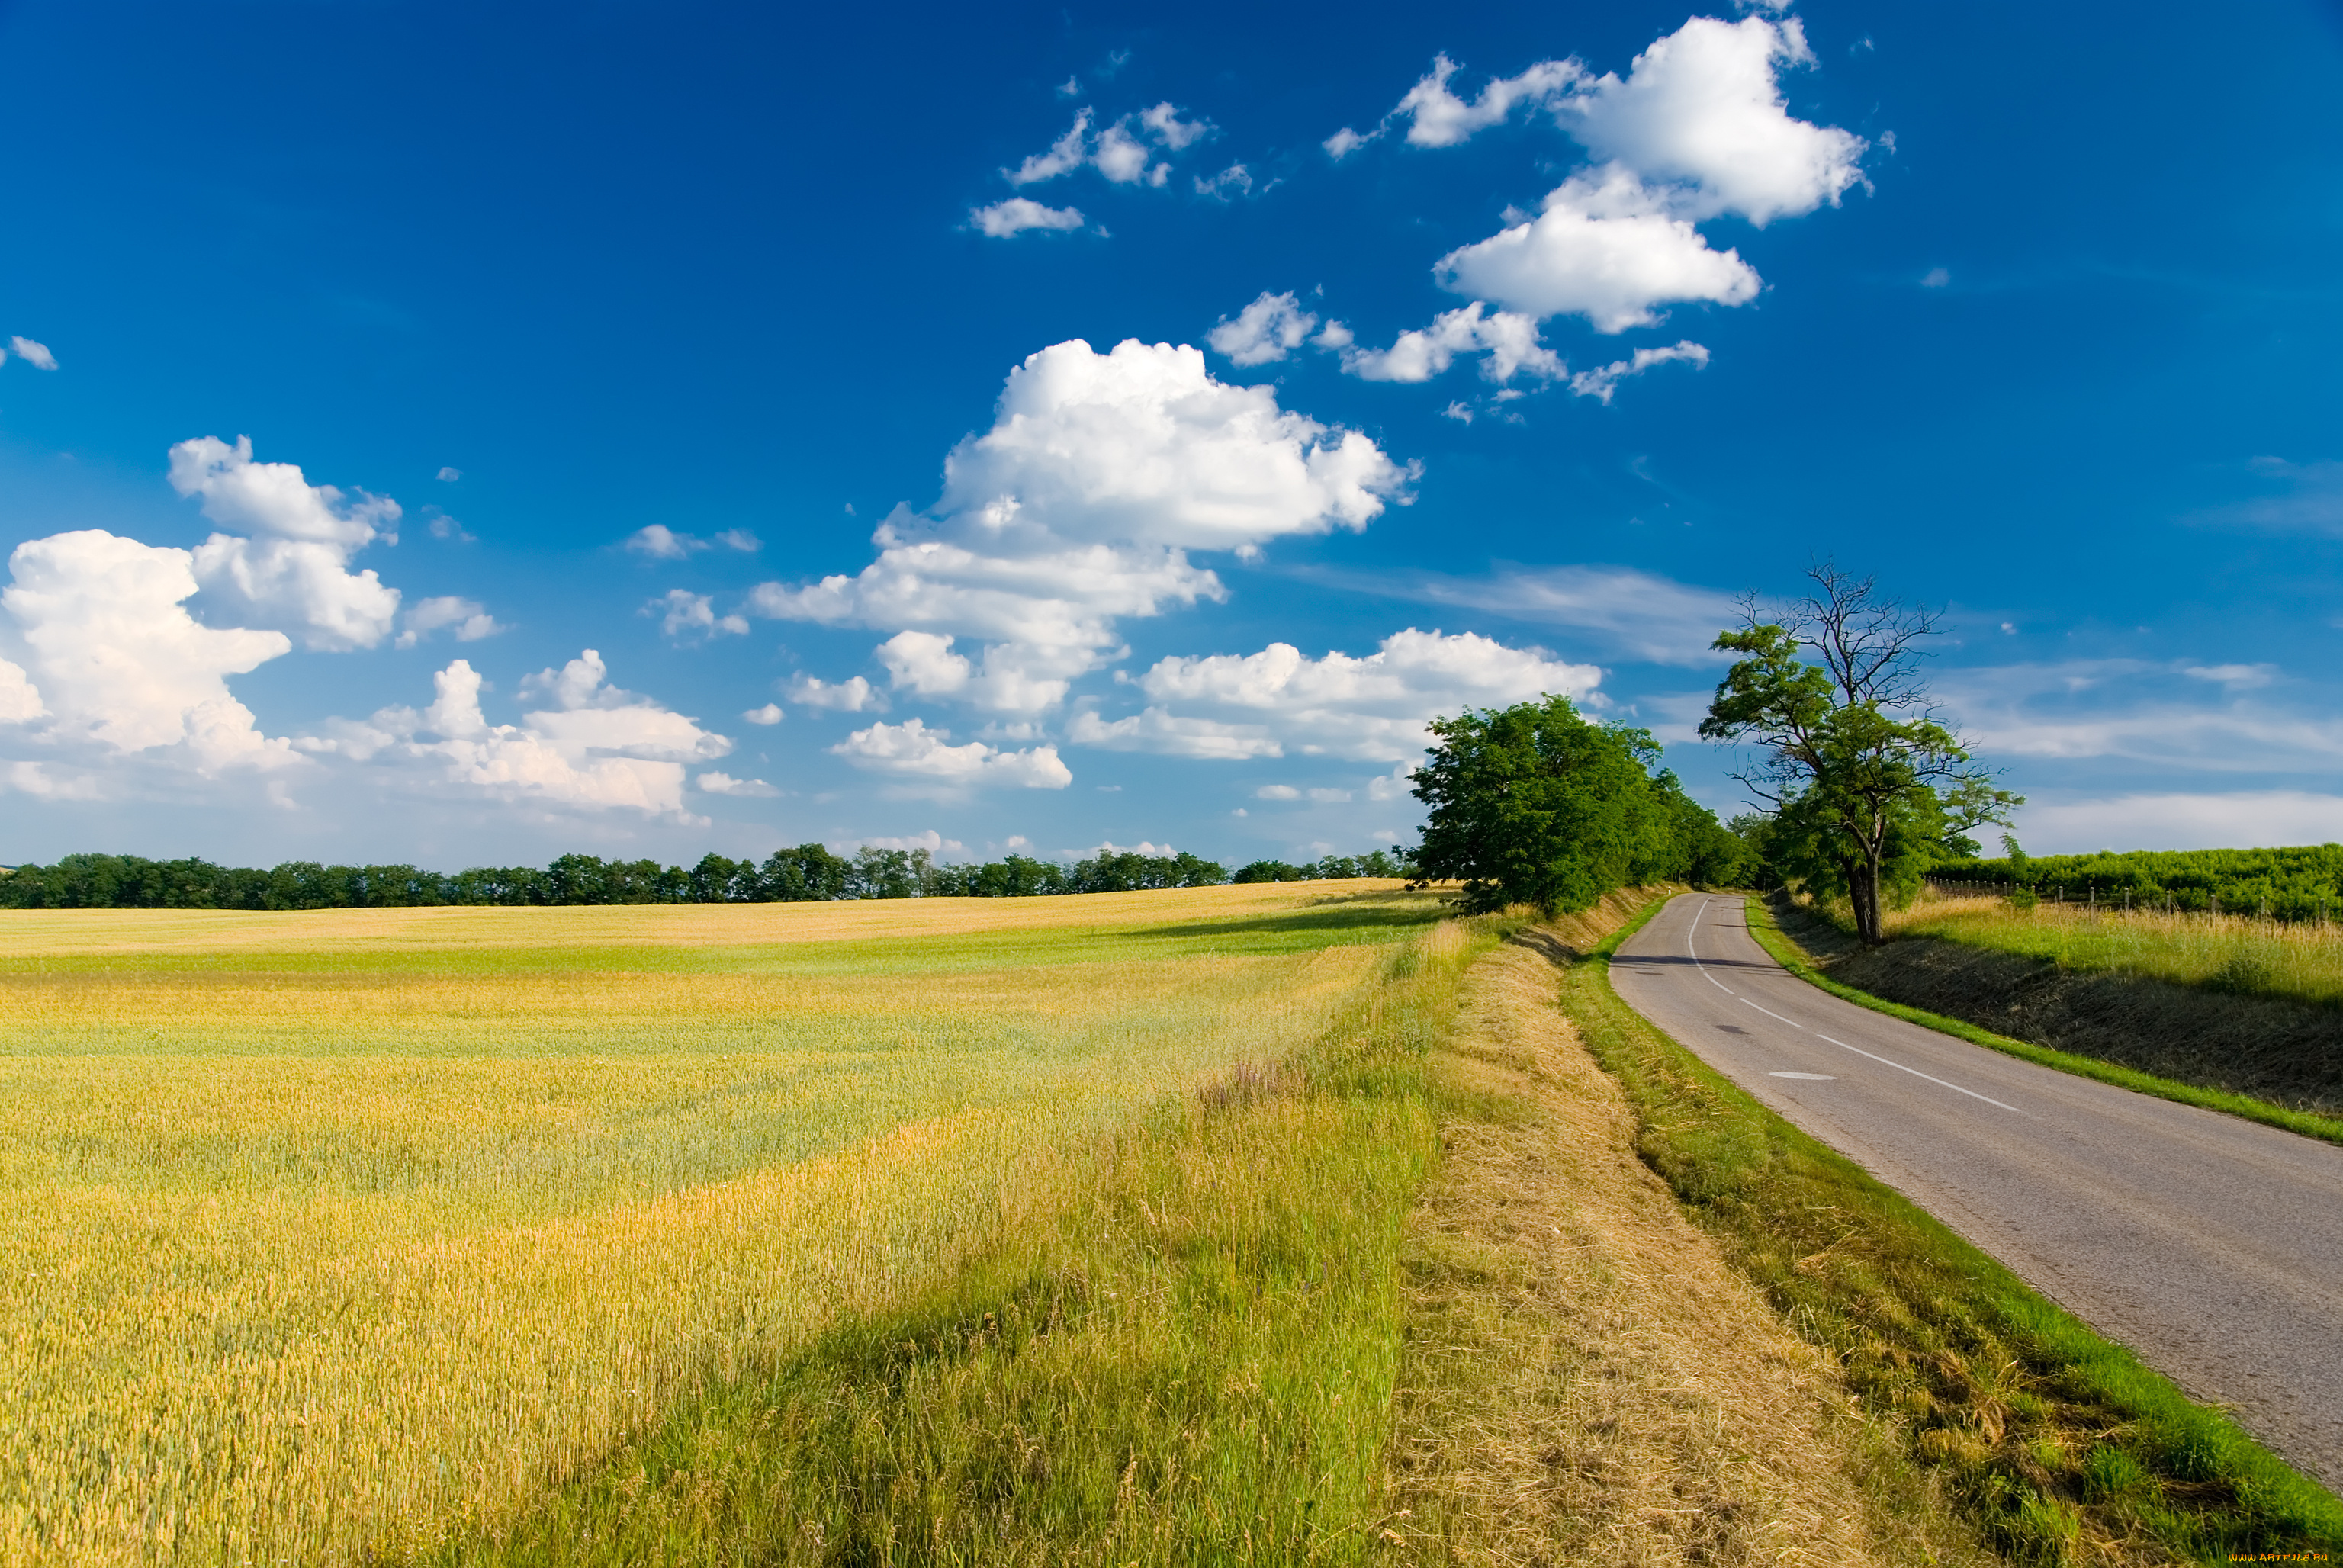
1411,695 -> 1692,914
1699,564 -> 2020,944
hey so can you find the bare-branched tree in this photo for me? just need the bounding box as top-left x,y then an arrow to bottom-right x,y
1701,562 -> 2020,943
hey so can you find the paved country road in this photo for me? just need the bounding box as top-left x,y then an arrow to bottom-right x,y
1610,892 -> 2343,1492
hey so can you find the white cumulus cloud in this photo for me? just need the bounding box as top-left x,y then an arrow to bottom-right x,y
397,595 -> 506,647
831,717 -> 1072,790
299,651 -> 729,817
647,588 -> 749,641
1393,54 -> 1586,147
169,435 -> 403,650
1339,16 -> 1863,342
5,336 -> 59,371
971,198 -> 1088,238
1006,111 -> 1096,185
0,657 -> 43,723
1075,628 -> 1600,763
876,630 -> 973,698
0,529 -> 297,770
1435,166 -> 1761,333
1556,15 -> 1867,227
750,338 -> 1409,714
1139,101 -> 1213,149
1003,104 -> 1209,193
784,673 -> 885,712
696,770 -> 779,797
1207,291 -> 1318,367
168,435 -> 395,547
1341,303 -> 1564,383
742,702 -> 785,725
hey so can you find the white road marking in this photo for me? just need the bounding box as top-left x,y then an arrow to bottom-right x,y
1676,894 -> 2027,1117
1771,1072 -> 1837,1080
1687,898 -> 1737,994
1817,1034 -> 2030,1115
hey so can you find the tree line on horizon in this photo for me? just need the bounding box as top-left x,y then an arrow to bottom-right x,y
0,565 -> 2054,932
0,844 -> 1424,911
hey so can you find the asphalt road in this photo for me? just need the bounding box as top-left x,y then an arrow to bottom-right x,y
1609,892 -> 2343,1492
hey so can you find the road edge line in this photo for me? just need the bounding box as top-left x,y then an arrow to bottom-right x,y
1740,894 -> 2343,1150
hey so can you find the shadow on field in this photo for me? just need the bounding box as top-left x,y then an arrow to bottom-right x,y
1126,898 -> 1446,943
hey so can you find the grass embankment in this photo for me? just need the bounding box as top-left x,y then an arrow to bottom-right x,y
1386,900 -> 1985,1568
1755,894 -> 2343,1144
0,885 -> 1442,1566
1570,898 -> 2343,1563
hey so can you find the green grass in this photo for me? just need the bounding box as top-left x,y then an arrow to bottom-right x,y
1743,896 -> 2343,1149
1567,898 -> 2343,1564
444,915 -> 1516,1566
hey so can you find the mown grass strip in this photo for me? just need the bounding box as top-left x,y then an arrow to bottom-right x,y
1742,895 -> 2343,1149
1569,898 -> 2343,1564
443,915 -> 1521,1567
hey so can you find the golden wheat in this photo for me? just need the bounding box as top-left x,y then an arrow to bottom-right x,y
0,883 -> 1433,1566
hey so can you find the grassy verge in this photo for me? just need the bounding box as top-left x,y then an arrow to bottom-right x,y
1387,901 -> 1993,1567
445,914 -> 1519,1566
1567,897 -> 2343,1563
1744,895 -> 2343,1149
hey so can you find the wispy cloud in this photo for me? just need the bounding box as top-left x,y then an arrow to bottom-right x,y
2186,457 -> 2343,535
1938,658 -> 2343,773
2014,791 -> 2343,854
1297,563 -> 1740,666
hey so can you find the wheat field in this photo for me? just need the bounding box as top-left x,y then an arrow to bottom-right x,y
0,882 -> 1438,1566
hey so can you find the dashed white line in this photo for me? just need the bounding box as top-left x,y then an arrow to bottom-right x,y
1677,895 -> 2030,1117
1817,1034 -> 2030,1116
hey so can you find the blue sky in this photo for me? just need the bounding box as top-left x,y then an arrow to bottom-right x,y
3,0 -> 2341,870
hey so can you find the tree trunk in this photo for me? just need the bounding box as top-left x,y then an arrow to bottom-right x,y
1849,855 -> 1885,944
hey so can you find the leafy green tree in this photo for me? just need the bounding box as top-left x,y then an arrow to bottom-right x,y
1700,564 -> 2020,943
1410,695 -> 1689,914
756,843 -> 849,901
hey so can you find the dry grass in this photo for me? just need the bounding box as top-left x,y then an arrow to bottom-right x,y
0,883 -> 1438,1567
1384,895 -> 1989,1567
1881,890 -> 2343,1009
